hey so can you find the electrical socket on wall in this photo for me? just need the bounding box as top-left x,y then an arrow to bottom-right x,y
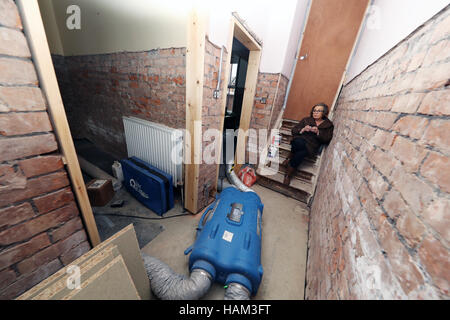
255,96 -> 267,104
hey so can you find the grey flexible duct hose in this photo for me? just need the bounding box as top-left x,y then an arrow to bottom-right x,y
142,254 -> 213,300
225,164 -> 255,193
224,283 -> 251,300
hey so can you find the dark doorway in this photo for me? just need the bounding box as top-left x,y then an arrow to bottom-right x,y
219,38 -> 250,187
224,38 -> 250,131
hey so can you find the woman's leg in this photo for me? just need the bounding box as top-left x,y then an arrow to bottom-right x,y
283,137 -> 301,166
289,138 -> 309,168
284,138 -> 308,185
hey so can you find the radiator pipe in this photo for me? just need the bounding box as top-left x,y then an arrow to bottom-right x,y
214,47 -> 224,99
142,254 -> 213,300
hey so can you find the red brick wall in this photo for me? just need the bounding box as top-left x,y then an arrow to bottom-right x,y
197,37 -> 228,211
306,7 -> 449,299
247,73 -> 289,164
53,48 -> 186,158
0,0 -> 90,299
196,39 -> 290,211
52,33 -> 291,213
268,74 -> 289,132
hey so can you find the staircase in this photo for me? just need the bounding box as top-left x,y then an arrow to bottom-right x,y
256,119 -> 323,205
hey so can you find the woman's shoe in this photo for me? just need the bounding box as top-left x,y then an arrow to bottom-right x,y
283,166 -> 296,185
282,152 -> 293,167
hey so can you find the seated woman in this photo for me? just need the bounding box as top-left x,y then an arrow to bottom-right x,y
283,103 -> 334,185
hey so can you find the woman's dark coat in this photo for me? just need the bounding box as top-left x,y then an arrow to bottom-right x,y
291,116 -> 334,156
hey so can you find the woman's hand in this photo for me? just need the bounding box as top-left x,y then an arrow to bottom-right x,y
300,125 -> 311,133
301,125 -> 319,135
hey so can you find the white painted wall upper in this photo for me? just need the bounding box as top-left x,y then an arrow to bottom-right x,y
345,0 -> 449,83
281,0 -> 311,78
38,0 -> 310,76
38,0 -> 189,56
38,0 -> 447,81
206,0 -> 309,77
38,0 -> 65,55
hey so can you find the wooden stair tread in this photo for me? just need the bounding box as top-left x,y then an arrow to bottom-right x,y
257,166 -> 314,194
279,129 -> 291,136
281,122 -> 298,131
282,119 -> 299,124
256,117 -> 324,204
267,157 -> 319,175
275,165 -> 313,182
274,144 -> 321,164
257,176 -> 310,203
279,143 -> 291,151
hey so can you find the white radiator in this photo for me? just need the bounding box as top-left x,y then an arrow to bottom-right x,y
122,116 -> 184,186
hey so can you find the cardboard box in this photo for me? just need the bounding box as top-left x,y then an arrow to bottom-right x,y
86,179 -> 114,206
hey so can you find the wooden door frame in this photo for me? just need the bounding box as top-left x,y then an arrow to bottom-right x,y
185,8 -> 206,213
213,15 -> 262,192
16,0 -> 101,246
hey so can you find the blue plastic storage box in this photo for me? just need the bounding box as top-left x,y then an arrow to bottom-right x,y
120,157 -> 174,216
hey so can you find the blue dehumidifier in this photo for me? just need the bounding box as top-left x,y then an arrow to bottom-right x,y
184,187 -> 264,296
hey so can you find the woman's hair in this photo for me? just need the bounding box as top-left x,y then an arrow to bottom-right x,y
310,102 -> 329,118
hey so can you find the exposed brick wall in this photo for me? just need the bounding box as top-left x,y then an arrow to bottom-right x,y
251,73 -> 280,131
306,7 -> 449,299
52,48 -> 186,158
52,34 -> 291,212
197,37 -> 228,211
269,74 -> 289,132
247,73 -> 289,164
196,39 -> 290,211
0,0 -> 90,299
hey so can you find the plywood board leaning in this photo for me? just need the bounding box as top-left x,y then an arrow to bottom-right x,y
31,245 -> 120,300
17,240 -> 122,300
18,224 -> 150,300
94,224 -> 151,300
63,255 -> 140,300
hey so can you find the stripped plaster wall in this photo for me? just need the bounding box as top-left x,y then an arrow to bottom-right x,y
306,7 -> 450,299
345,0 -> 449,84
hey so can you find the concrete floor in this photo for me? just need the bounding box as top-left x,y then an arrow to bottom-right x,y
141,184 -> 310,300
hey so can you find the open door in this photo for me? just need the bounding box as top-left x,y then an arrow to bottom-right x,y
284,0 -> 370,120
